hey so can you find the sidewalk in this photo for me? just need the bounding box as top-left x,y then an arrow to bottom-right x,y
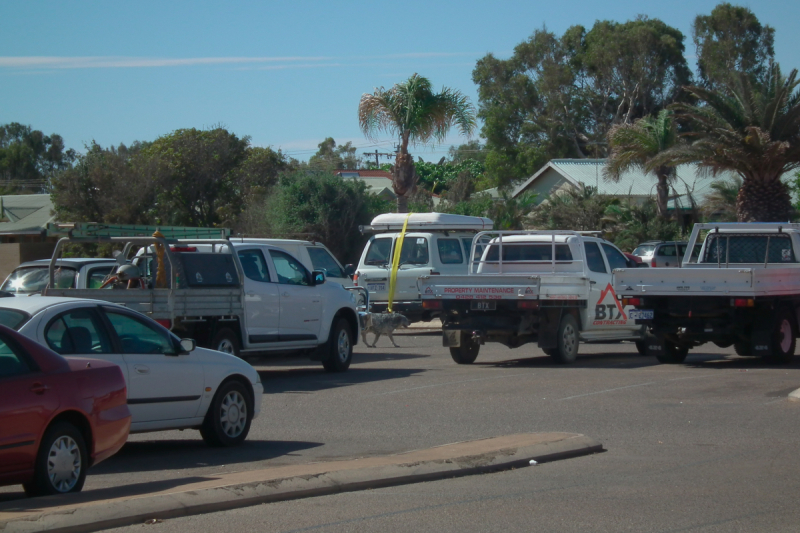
0,432 -> 601,533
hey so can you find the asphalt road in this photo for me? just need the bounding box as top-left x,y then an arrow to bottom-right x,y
5,330 -> 800,531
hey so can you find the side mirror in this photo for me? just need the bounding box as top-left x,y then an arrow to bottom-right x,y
344,264 -> 355,278
312,269 -> 326,285
179,338 -> 196,354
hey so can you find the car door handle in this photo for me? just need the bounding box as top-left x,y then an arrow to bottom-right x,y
590,280 -> 597,284
134,365 -> 150,374
30,383 -> 49,395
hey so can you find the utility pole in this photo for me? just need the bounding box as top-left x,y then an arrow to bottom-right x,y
368,149 -> 395,168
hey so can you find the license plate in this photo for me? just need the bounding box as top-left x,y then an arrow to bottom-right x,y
367,283 -> 385,292
471,300 -> 496,311
628,309 -> 654,320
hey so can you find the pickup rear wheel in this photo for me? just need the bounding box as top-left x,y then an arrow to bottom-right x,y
322,318 -> 353,372
551,314 -> 579,364
734,341 -> 752,356
635,340 -> 648,356
212,328 -> 240,357
450,332 -> 480,364
766,308 -> 796,364
655,342 -> 689,364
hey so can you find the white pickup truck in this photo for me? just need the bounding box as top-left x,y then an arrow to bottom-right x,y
613,223 -> 800,364
418,231 -> 646,364
41,234 -> 362,372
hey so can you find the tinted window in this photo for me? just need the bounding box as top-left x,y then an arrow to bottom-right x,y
657,244 -> 678,257
462,237 -> 487,261
45,309 -> 112,355
1,266 -> 77,294
269,250 -> 311,286
437,239 -> 464,264
584,242 -> 607,273
105,311 -> 176,354
238,249 -> 272,282
396,237 -> 429,266
364,238 -> 392,266
0,309 -> 29,330
0,337 -> 30,378
702,234 -> 797,264
307,247 -> 344,278
86,266 -> 115,289
484,244 -> 573,262
602,243 -> 628,271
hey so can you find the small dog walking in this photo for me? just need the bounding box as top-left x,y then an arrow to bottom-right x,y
359,312 -> 410,347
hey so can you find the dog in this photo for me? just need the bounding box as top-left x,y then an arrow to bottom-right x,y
359,312 -> 410,347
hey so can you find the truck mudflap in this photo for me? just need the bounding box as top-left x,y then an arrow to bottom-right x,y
443,330 -> 461,347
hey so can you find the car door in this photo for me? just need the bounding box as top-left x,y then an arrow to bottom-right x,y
237,248 -> 281,344
600,243 -> 640,334
268,249 -> 322,343
392,234 -> 430,302
581,241 -> 618,333
102,308 -> 204,424
0,334 -> 56,477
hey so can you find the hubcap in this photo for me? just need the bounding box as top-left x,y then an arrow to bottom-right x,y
336,329 -> 350,362
47,435 -> 81,492
779,319 -> 792,353
217,339 -> 234,354
562,324 -> 577,355
219,391 -> 247,437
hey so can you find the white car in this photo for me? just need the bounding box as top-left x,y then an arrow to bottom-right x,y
0,296 -> 263,447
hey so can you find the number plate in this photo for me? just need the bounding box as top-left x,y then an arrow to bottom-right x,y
470,300 -> 497,311
628,309 -> 654,320
367,283 -> 386,292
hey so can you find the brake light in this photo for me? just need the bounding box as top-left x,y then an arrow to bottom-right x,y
622,297 -> 641,307
423,300 -> 442,309
732,298 -> 755,307
651,258 -> 657,267
170,246 -> 197,252
353,273 -> 359,285
517,300 -> 539,309
156,319 -> 172,329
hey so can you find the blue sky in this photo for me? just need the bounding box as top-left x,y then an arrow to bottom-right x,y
1,0 -> 798,163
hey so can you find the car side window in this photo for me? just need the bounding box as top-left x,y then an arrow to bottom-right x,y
269,250 -> 310,286
396,237 -> 429,266
364,238 -> 392,266
437,239 -> 464,264
658,244 -> 677,257
0,336 -> 31,378
86,266 -> 115,289
45,309 -> 113,355
584,242 -> 607,273
601,243 -> 628,271
307,247 -> 344,278
104,310 -> 176,355
237,249 -> 272,282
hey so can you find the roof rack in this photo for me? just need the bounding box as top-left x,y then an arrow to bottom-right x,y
46,223 -> 230,240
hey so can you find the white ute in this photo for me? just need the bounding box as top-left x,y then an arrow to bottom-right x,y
418,231 -> 646,364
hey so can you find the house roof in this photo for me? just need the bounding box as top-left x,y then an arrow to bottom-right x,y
0,194 -> 55,235
336,171 -> 396,199
335,169 -> 392,179
512,159 -> 741,207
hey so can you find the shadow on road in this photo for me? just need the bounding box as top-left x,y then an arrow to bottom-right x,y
91,439 -> 322,475
258,366 -> 428,394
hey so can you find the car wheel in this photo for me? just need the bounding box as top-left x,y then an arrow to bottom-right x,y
550,314 -> 579,364
200,380 -> 252,447
322,318 -> 353,372
734,341 -> 752,356
24,422 -> 87,496
450,332 -> 480,364
212,328 -> 240,357
655,341 -> 689,364
635,340 -> 648,356
765,308 -> 796,364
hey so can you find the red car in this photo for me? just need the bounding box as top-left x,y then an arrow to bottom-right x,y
0,324 -> 130,496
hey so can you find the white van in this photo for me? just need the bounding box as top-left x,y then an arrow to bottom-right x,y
354,213 -> 493,322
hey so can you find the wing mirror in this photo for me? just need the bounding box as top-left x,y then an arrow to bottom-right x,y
312,270 -> 326,285
179,338 -> 196,354
344,264 -> 355,278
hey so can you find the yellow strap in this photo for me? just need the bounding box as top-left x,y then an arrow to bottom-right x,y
387,213 -> 412,313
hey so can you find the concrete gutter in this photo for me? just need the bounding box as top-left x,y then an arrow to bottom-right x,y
0,432 -> 601,533
789,388 -> 800,401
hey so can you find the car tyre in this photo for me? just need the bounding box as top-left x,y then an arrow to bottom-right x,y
635,340 -> 648,356
655,341 -> 689,364
765,308 -> 796,364
200,380 -> 252,447
212,328 -> 240,357
550,314 -> 579,364
24,422 -> 87,497
322,318 -> 353,372
450,332 -> 480,364
733,341 -> 752,356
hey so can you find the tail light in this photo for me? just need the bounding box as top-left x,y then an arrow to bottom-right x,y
353,273 -> 359,286
517,300 -> 539,309
423,300 -> 442,309
156,319 -> 172,329
651,258 -> 657,267
170,246 -> 197,252
732,298 -> 754,307
622,297 -> 641,307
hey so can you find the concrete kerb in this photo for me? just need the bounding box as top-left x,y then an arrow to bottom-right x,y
789,387 -> 800,401
0,432 -> 602,533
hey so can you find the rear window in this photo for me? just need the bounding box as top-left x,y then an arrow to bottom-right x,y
701,234 -> 797,264
437,239 -> 464,264
656,244 -> 679,257
484,243 -> 573,262
307,247 -> 344,278
632,244 -> 656,256
1,266 -> 77,294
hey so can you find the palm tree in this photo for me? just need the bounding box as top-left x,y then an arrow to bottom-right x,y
359,74 -> 476,213
670,66 -> 800,221
604,109 -> 681,219
701,177 -> 742,222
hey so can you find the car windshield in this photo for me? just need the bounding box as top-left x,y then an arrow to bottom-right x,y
1,266 -> 77,294
0,308 -> 30,330
632,244 -> 656,257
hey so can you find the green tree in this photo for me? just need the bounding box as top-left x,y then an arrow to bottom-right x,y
358,74 -> 477,213
142,128 -> 249,227
473,18 -> 691,187
448,140 -> 487,164
604,109 -> 682,219
0,122 -> 75,190
701,177 -> 742,222
414,159 -> 486,194
602,199 -> 681,251
307,137 -> 360,172
693,3 -> 775,91
670,66 -> 800,221
528,186 -> 615,231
